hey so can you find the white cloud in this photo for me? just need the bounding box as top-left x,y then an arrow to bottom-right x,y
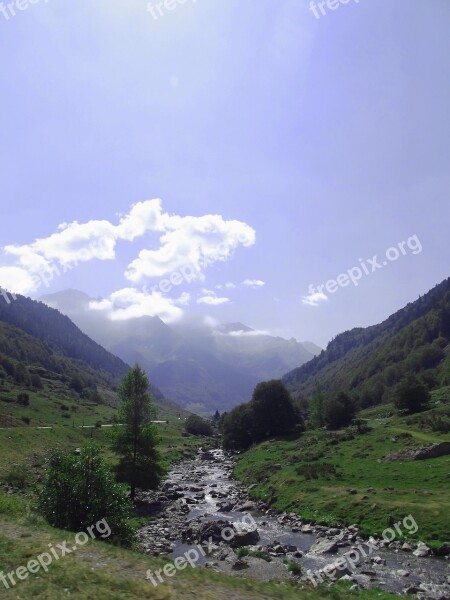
125,213 -> 255,283
174,292 -> 191,306
0,267 -> 36,294
242,279 -> 265,288
227,329 -> 269,337
197,295 -> 230,306
89,287 -> 184,322
216,282 -> 236,290
302,291 -> 328,307
0,199 -> 256,296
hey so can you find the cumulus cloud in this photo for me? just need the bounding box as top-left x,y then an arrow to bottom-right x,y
89,287 -> 184,322
125,213 -> 255,283
0,199 -> 256,296
302,291 -> 328,307
242,279 -> 265,288
0,267 -> 36,295
197,295 -> 230,306
215,282 -> 236,290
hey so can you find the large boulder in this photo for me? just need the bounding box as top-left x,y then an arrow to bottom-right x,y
385,442 -> 450,462
230,528 -> 260,548
309,538 -> 339,554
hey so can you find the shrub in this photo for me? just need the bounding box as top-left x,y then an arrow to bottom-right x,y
185,415 -> 213,436
14,363 -> 30,385
69,375 -> 84,394
38,445 -> 135,546
2,469 -> 30,490
30,374 -> 43,389
296,462 -> 341,480
21,416 -> 31,425
16,393 -> 30,406
394,375 -> 430,414
323,392 -> 355,429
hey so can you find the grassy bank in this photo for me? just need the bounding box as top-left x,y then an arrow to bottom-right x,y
0,507 -> 400,600
234,394 -> 450,549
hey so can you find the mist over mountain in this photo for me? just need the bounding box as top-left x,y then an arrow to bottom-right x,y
0,293 -> 172,408
40,289 -> 320,414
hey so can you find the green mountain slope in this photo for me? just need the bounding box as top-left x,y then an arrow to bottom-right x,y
283,278 -> 450,407
0,295 -> 176,414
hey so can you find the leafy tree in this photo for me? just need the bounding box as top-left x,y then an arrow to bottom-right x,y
222,403 -> 254,450
250,380 -> 303,440
16,392 -> 30,406
323,392 -> 355,430
14,362 -> 30,385
38,444 -> 134,546
110,365 -> 165,501
30,373 -> 43,389
89,389 -> 103,404
222,380 -> 303,450
185,415 -> 213,436
309,383 -> 326,428
69,374 -> 84,394
394,375 -> 430,414
0,355 -> 15,376
213,410 -> 221,422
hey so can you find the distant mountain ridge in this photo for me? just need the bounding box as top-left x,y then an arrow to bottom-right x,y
0,294 -> 170,407
283,278 -> 450,407
39,289 -> 321,414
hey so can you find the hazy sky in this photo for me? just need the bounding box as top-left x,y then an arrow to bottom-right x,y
0,0 -> 449,347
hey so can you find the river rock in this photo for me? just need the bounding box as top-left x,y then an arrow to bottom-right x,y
235,501 -> 257,511
230,528 -> 260,548
413,542 -> 431,557
309,538 -> 339,554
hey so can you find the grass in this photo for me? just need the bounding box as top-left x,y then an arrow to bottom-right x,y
234,394 -> 450,549
0,374 -> 445,598
0,514 -> 400,600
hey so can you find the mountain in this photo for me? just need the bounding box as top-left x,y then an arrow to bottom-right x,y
283,278 -> 450,407
0,294 -> 171,408
39,290 -> 320,414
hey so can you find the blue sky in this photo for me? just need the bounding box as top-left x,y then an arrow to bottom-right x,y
0,0 -> 449,347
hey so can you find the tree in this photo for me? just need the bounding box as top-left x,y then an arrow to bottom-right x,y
323,392 -> 355,430
309,383 -> 326,429
69,374 -> 84,394
394,375 -> 430,414
30,373 -> 43,389
38,445 -> 134,546
110,365 -> 165,501
222,403 -> 254,450
250,380 -> 303,441
16,392 -> 30,406
14,362 -> 30,385
185,415 -> 213,436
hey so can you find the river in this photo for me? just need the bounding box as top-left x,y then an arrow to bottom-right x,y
138,448 -> 449,598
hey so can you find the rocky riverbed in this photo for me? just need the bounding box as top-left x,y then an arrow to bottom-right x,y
137,448 -> 450,599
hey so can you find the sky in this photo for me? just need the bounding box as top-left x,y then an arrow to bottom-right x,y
0,0 -> 449,348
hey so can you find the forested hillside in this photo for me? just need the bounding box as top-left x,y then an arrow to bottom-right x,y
0,295 -> 128,377
0,295 -> 170,408
283,278 -> 450,408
